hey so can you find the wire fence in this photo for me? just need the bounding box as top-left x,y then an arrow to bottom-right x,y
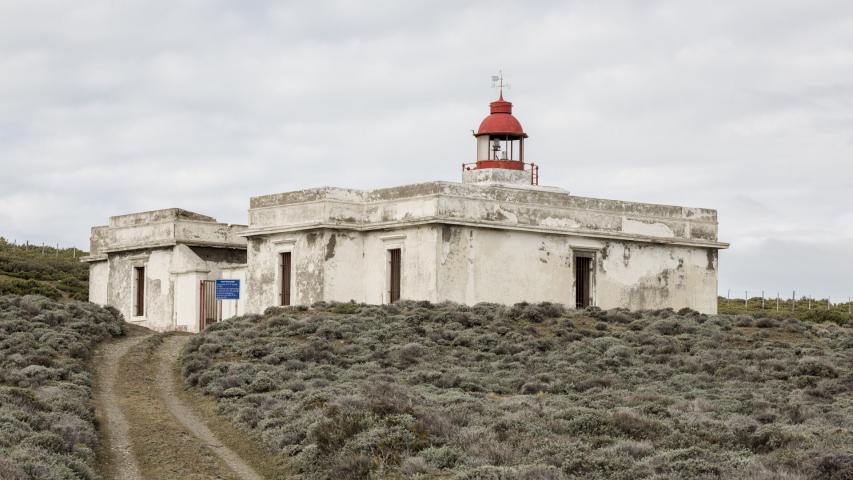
718,289 -> 853,321
0,238 -> 87,259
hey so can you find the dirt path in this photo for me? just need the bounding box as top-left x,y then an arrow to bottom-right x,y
96,332 -> 268,479
94,335 -> 148,480
155,335 -> 264,480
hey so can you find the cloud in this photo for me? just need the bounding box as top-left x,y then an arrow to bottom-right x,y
0,0 -> 851,298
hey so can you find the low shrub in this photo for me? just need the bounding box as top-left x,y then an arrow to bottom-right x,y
0,295 -> 125,478
181,301 -> 853,479
802,309 -> 850,326
814,453 -> 853,480
755,317 -> 780,328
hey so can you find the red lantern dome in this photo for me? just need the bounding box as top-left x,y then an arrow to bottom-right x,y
476,94 -> 527,137
462,78 -> 539,185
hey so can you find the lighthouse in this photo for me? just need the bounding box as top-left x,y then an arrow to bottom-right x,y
84,79 -> 727,331
463,82 -> 539,186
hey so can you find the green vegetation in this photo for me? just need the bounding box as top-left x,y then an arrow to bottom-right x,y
0,238 -> 89,301
181,302 -> 853,479
0,294 -> 125,480
718,296 -> 852,325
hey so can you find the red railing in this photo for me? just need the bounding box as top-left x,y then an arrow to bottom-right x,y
462,161 -> 539,186
528,162 -> 539,186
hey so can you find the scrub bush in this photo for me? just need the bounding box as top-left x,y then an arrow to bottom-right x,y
182,302 -> 853,479
0,240 -> 89,301
0,295 -> 125,479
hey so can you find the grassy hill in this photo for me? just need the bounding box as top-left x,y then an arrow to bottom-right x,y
181,302 -> 853,480
0,295 -> 124,479
0,238 -> 88,301
718,296 -> 852,325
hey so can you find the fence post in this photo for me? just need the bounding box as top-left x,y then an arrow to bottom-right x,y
745,290 -> 748,308
792,290 -> 795,313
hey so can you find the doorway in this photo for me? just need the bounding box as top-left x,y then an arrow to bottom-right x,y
280,252 -> 292,306
199,280 -> 222,331
388,248 -> 401,303
575,256 -> 592,308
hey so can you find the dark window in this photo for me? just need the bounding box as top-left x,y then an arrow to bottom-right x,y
281,252 -> 292,306
389,248 -> 401,303
134,266 -> 145,316
575,256 -> 591,308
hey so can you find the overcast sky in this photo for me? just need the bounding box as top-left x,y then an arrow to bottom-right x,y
1,1 -> 851,300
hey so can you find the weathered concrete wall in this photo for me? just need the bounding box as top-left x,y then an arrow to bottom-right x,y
436,226 -> 574,305
243,181 -> 725,314
246,182 -> 723,248
244,224 -> 718,313
322,231 -> 365,303
220,266 -> 247,320
462,168 -> 534,186
88,260 -> 109,305
434,226 -> 717,312
109,208 -> 216,227
244,226 -> 440,312
84,208 -> 248,332
87,208 -> 246,256
597,242 -> 718,313
106,248 -> 174,331
172,270 -> 203,332
361,227 -> 438,304
245,230 -> 328,313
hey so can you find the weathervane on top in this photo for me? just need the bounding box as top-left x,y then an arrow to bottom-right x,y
491,70 -> 510,97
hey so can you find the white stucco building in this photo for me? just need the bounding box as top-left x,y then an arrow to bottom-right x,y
84,91 -> 728,331
82,209 -> 247,332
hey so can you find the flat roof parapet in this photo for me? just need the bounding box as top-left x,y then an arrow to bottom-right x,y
251,182 -> 717,220
85,208 -> 247,261
109,208 -> 217,228
245,181 -> 727,248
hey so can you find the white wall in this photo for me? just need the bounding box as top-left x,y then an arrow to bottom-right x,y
361,227 -> 438,304
106,248 -> 174,331
88,260 -> 109,305
437,226 -> 576,305
220,266 -> 247,320
245,232 -> 329,313
246,225 -> 718,314
597,242 -> 718,313
172,271 -> 203,332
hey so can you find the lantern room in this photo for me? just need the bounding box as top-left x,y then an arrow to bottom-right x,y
474,93 -> 527,169
464,86 -> 538,185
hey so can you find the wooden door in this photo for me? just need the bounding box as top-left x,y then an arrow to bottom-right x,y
134,266 -> 145,317
389,248 -> 401,303
575,256 -> 591,308
281,252 -> 292,306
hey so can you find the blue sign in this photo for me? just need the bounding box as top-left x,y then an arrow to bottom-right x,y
215,279 -> 240,300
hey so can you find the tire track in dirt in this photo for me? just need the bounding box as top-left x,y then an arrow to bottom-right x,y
155,335 -> 264,480
94,335 -> 148,480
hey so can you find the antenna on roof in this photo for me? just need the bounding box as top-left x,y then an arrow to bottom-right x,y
491,70 -> 510,97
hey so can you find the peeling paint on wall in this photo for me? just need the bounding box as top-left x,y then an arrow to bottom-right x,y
325,234 -> 337,261
622,217 -> 676,238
